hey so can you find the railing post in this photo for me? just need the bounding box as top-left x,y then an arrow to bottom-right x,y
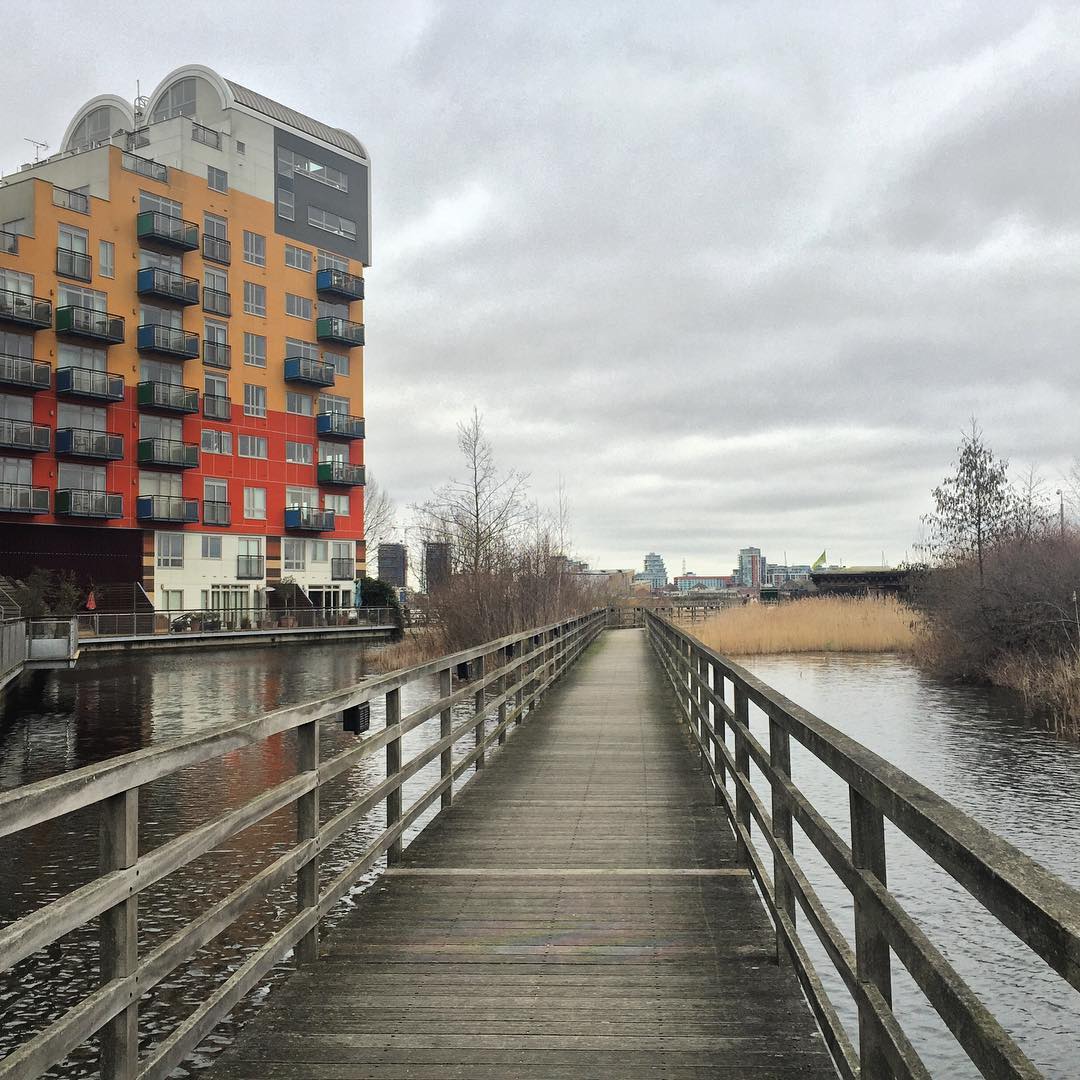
440,667 -> 453,809
515,639 -> 527,724
386,687 -> 402,865
769,714 -> 795,966
851,787 -> 892,1077
99,788 -> 138,1080
711,662 -> 727,799
497,645 -> 509,745
296,719 -> 320,963
733,686 -> 752,866
474,653 -> 486,770
697,651 -> 709,770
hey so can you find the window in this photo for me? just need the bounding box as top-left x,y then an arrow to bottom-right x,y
58,284 -> 107,311
285,294 -> 312,319
68,106 -> 112,151
140,191 -> 183,218
57,462 -> 105,490
201,534 -> 222,559
311,540 -> 328,562
243,384 -> 266,417
286,441 -> 313,464
244,486 -> 266,519
239,434 -> 268,458
205,318 -> 227,347
283,539 -> 306,571
277,189 -> 295,221
99,241 -> 114,279
59,223 -> 89,253
242,332 -> 266,367
139,471 -> 181,498
236,140 -> 246,155
59,343 -> 106,371
205,213 -> 227,239
204,478 -> 227,501
286,392 -> 312,416
0,456 -> 32,486
140,303 -> 182,329
243,282 -> 266,316
140,357 -> 182,384
207,165 -> 228,193
324,352 -> 349,377
151,77 -> 196,121
160,589 -> 184,612
285,338 -> 318,360
308,207 -> 356,240
0,331 -> 32,358
157,532 -> 184,569
204,267 -> 227,294
58,403 -> 105,430
318,393 -> 350,415
201,428 -> 233,455
140,415 -> 181,441
284,245 -> 312,271
243,231 -> 265,266
319,440 -> 346,463
278,148 -> 349,192
286,486 -> 319,507
318,300 -> 348,319
324,493 -> 350,515
204,373 -> 227,398
140,249 -> 181,272
317,250 -> 349,273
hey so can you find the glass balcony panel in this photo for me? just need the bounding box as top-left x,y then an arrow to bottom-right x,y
55,489 -> 123,518
203,341 -> 231,369
0,354 -> 50,391
0,483 -> 48,513
0,418 -> 50,452
55,366 -> 125,401
137,381 -> 199,413
136,210 -> 198,250
55,305 -> 125,343
0,289 -> 53,330
316,412 -> 365,439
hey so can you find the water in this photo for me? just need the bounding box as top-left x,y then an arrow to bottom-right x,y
1,645 -> 1078,1077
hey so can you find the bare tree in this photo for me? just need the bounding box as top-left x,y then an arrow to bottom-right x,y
1011,464 -> 1052,543
362,471 -> 397,575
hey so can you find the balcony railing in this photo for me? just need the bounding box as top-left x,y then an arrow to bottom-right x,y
56,248 -> 92,282
0,229 -> 17,254
52,186 -> 89,214
315,316 -> 365,347
0,418 -> 50,452
331,557 -> 355,581
203,340 -> 231,369
0,289 -> 52,330
137,438 -> 199,469
0,483 -> 48,514
202,394 -> 231,421
137,324 -> 200,359
284,505 -> 335,532
137,381 -> 199,413
316,267 -> 365,302
121,152 -> 167,182
55,489 -> 123,519
0,354 -> 50,391
202,235 -> 231,265
55,366 -> 125,402
55,427 -> 124,461
136,495 -> 199,523
204,500 -> 232,526
316,412 -> 365,439
237,554 -> 264,579
202,287 -> 231,316
136,210 -> 199,251
317,460 -> 365,486
55,305 -> 125,344
191,123 -> 221,149
136,266 -> 199,305
284,356 -> 336,387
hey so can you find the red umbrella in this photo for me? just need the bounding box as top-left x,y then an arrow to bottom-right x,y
86,591 -> 97,612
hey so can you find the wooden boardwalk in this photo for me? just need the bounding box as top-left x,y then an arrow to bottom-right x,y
210,628 -> 835,1079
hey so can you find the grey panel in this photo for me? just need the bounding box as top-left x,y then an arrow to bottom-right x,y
228,81 -> 367,158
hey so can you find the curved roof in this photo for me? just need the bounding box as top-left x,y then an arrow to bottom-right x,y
144,63 -> 233,120
61,95 -> 136,152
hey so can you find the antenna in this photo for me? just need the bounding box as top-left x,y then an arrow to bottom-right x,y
24,138 -> 48,162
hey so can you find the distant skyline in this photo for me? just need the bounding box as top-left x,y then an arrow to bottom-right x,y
3,2 -> 1077,568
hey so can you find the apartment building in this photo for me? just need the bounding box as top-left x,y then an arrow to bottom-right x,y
0,65 -> 369,616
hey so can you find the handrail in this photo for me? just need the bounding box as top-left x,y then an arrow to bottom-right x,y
645,610 -> 1080,1080
0,609 -> 605,1079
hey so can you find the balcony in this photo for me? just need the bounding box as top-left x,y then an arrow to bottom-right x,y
316,268 -> 365,302
55,305 -> 125,344
204,500 -> 231,526
0,354 -> 50,392
203,340 -> 231,369
121,152 -> 167,182
55,489 -> 123,519
202,235 -> 231,264
202,287 -> 231,317
136,210 -> 199,251
0,229 -> 17,254
137,438 -> 199,469
137,381 -> 199,414
318,460 -> 365,487
136,495 -> 199,523
0,483 -> 48,514
237,554 -> 264,579
0,289 -> 52,331
0,419 -> 50,453
53,186 -> 89,214
137,324 -> 200,359
202,394 -> 231,421
55,428 -> 124,461
331,557 -> 355,581
315,316 -> 365,348
316,412 -> 364,440
284,356 -> 336,387
137,267 -> 199,306
55,366 -> 125,402
284,505 -> 335,532
56,248 -> 92,282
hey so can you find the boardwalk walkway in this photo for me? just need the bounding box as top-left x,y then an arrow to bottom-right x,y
210,628 -> 835,1079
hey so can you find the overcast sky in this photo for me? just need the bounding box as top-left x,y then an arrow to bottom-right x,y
3,2 -> 1077,574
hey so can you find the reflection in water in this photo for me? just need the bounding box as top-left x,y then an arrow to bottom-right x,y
739,653 -> 1080,1080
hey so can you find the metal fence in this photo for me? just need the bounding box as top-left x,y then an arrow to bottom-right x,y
0,618 -> 26,686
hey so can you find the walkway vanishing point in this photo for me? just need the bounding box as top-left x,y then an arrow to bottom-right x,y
1,608 -> 1078,1079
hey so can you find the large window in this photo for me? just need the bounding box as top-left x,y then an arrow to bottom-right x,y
58,284 -> 107,311
319,440 -> 346,463
308,207 -> 356,240
243,486 -> 266,520
243,332 -> 266,368
243,231 -> 265,266
140,471 -> 181,497
59,343 -> 106,371
243,384 -> 266,418
157,533 -> 184,569
57,462 -> 105,490
285,338 -> 318,360
151,78 -> 196,121
285,245 -> 312,271
285,294 -> 312,320
238,434 -> 267,459
286,486 -> 318,507
201,428 -> 233,455
286,391 -> 312,416
283,539 -> 306,571
243,282 -> 266,317
317,249 -> 349,273
58,403 -> 105,430
204,213 -> 227,239
140,191 -> 183,218
286,440 -> 313,465
204,266 -> 227,293
201,535 -> 222,559
324,352 -> 349,377
324,493 -> 349,515
0,456 -> 32,486
278,148 -> 349,192
318,393 -> 350,415
0,268 -> 34,295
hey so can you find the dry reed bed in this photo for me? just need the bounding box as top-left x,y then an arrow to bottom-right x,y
686,596 -> 920,656
369,627 -> 448,672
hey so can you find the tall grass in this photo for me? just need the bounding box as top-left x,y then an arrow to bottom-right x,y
370,627 -> 448,672
687,596 -> 920,656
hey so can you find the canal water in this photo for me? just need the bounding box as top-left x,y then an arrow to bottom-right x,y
0,643 -> 1078,1076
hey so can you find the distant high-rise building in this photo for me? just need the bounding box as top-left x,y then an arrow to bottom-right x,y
378,543 -> 407,588
423,541 -> 450,591
633,551 -> 668,591
737,547 -> 766,588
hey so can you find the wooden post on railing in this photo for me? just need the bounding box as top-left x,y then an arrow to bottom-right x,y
99,788 -> 138,1080
515,639 -> 527,724
439,667 -> 453,809
386,687 -> 402,865
851,787 -> 892,1077
498,645 -> 509,745
711,662 -> 726,797
474,653 -> 486,770
296,719 -> 320,963
697,651 -> 709,771
733,687 -> 752,866
769,714 -> 795,966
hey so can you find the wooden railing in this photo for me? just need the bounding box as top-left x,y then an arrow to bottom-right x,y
647,611 -> 1080,1080
0,609 -> 605,1079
